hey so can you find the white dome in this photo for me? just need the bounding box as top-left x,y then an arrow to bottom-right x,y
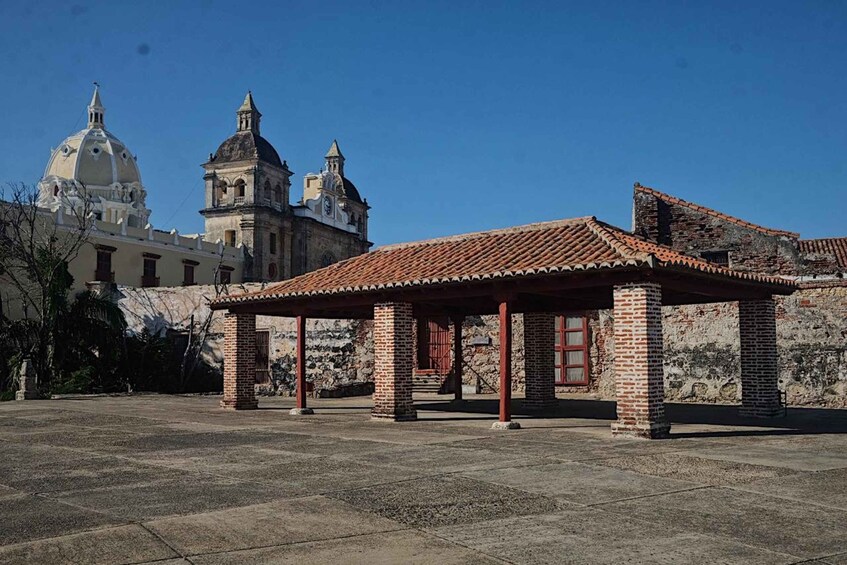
39,86 -> 150,228
44,127 -> 142,187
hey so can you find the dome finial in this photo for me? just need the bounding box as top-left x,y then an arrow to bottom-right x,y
236,91 -> 261,134
325,139 -> 344,176
88,82 -> 105,128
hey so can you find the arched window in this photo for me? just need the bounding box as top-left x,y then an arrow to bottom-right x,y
53,185 -> 59,197
263,180 -> 272,202
268,263 -> 277,279
274,183 -> 282,205
216,180 -> 228,206
234,179 -> 246,202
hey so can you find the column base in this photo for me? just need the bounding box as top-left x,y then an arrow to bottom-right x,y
739,406 -> 783,418
611,420 -> 670,439
15,391 -> 38,401
220,399 -> 258,410
491,420 -> 521,430
371,410 -> 417,422
289,407 -> 314,415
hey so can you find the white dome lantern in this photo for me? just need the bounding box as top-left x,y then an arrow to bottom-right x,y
39,85 -> 151,228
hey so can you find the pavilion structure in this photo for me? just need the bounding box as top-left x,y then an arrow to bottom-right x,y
210,216 -> 796,438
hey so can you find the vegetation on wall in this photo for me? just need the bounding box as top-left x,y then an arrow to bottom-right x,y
0,184 -> 220,397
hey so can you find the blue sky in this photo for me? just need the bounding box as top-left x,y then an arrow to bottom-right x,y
1,0 -> 845,246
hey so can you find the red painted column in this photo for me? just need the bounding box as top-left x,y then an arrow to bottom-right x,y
452,315 -> 464,401
290,314 -> 314,415
493,300 -> 520,429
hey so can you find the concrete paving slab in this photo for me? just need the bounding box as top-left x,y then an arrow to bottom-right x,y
52,476 -> 284,521
327,475 -> 564,527
0,494 -> 124,546
145,495 -> 403,556
431,507 -> 800,565
462,461 -> 697,505
0,524 -> 177,565
342,443 -> 551,473
95,430 -> 291,455
3,456 -> 190,494
187,530 -> 502,565
4,395 -> 847,563
0,484 -> 22,499
735,467 -> 847,510
819,551 -> 847,564
598,486 -> 847,559
248,456 -> 425,494
592,452 -> 798,485
687,444 -> 847,472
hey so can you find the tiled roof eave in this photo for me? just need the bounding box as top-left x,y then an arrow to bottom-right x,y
210,259 -> 650,307
654,261 -> 797,292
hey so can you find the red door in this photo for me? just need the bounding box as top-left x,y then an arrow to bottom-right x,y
417,317 -> 451,374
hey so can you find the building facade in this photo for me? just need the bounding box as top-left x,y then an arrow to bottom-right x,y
201,93 -> 371,283
18,87 -> 370,296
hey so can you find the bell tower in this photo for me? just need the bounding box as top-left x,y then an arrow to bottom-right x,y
201,92 -> 293,282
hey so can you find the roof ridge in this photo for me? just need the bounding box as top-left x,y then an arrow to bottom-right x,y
377,216 -> 595,251
634,184 -> 800,238
799,236 -> 847,243
585,217 -> 652,262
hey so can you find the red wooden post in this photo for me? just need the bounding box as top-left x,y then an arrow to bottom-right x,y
499,301 -> 511,421
452,315 -> 464,401
291,314 -> 314,415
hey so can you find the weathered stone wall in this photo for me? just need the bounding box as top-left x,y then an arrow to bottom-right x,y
116,281 -> 847,407
116,284 -> 374,396
456,284 -> 847,408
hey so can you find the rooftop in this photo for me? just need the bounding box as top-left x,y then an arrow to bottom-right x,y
213,215 -> 796,313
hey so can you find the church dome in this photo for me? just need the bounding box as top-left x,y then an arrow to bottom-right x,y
44,127 -> 142,187
211,131 -> 283,168
39,86 -> 150,227
207,92 -> 286,169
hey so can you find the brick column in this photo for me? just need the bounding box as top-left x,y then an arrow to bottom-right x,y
372,302 -> 417,421
739,298 -> 782,417
523,312 -> 557,411
611,283 -> 670,439
221,312 -> 258,410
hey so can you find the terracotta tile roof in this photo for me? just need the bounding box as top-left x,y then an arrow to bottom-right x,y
213,217 -> 795,307
798,237 -> 847,269
635,184 -> 800,238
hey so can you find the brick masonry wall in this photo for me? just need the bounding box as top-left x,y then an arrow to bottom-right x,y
632,190 -> 804,275
221,312 -> 258,409
610,283 -> 669,438
523,312 -> 557,409
739,298 -> 781,416
371,302 -> 416,420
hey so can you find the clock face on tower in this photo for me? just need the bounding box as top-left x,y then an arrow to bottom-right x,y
323,196 -> 333,216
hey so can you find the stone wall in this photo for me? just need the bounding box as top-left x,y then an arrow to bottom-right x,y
455,283 -> 847,408
115,281 -> 847,407
116,283 -> 374,396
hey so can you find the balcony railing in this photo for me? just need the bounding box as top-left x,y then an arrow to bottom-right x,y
233,196 -> 245,205
141,275 -> 160,288
94,270 -> 115,282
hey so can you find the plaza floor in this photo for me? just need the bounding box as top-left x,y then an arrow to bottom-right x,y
1,393 -> 847,564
